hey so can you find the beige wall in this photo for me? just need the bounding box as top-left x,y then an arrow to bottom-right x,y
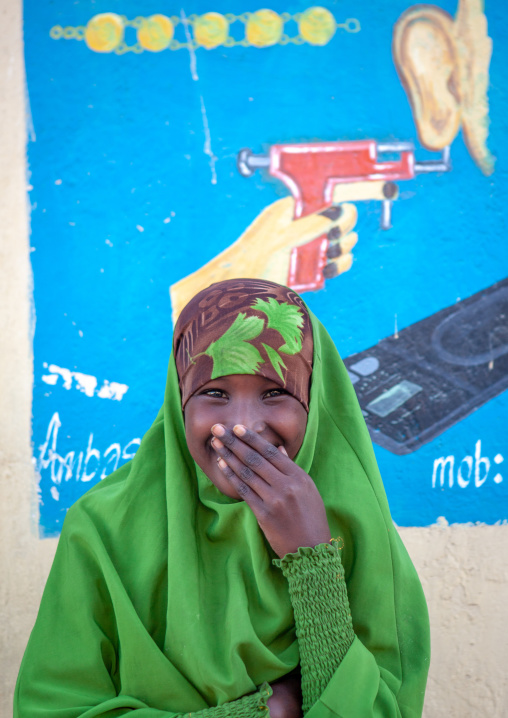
1,1 -> 507,716
0,0 -> 60,712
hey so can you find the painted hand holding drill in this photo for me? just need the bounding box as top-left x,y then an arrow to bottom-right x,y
170,0 -> 492,322
170,140 -> 449,320
237,139 -> 450,292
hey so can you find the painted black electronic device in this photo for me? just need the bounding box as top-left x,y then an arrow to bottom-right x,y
344,278 -> 508,455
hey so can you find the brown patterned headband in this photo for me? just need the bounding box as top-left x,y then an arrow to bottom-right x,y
173,279 -> 314,410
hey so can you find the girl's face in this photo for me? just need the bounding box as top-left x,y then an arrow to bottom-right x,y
184,374 -> 308,499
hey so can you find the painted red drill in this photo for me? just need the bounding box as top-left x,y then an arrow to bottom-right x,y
238,140 -> 450,292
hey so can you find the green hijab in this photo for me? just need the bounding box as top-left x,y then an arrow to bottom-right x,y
15,293 -> 429,717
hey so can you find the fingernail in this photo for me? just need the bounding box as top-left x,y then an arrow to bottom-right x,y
327,225 -> 341,241
211,437 -> 224,449
320,205 -> 342,221
233,424 -> 246,436
327,242 -> 342,259
211,424 -> 225,436
323,262 -> 339,279
278,446 -> 288,456
218,458 -> 227,469
383,181 -> 398,199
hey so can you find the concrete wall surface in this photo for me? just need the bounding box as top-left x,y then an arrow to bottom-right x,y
1,0 -> 507,716
0,1 -> 61,715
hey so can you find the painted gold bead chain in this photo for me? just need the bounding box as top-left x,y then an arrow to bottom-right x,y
49,8 -> 361,54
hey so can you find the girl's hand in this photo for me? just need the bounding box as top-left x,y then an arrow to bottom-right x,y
267,668 -> 302,718
211,424 -> 331,558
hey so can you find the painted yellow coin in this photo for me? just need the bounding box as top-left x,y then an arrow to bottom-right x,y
246,9 -> 283,48
137,14 -> 174,52
299,6 -> 336,46
84,13 -> 124,53
193,12 -> 229,49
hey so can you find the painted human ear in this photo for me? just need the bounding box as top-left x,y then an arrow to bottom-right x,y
393,6 -> 461,152
393,0 -> 494,176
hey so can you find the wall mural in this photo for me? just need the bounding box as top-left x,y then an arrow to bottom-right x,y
25,0 -> 506,537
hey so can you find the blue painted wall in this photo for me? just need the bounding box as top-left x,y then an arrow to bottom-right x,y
25,0 -> 508,536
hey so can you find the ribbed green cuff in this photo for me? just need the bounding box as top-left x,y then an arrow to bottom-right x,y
272,541 -> 339,572
186,683 -> 272,718
273,544 -> 354,714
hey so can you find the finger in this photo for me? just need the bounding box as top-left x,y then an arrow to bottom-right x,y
327,231 -> 358,259
231,425 -> 293,477
212,438 -> 271,498
321,203 -> 357,234
211,426 -> 282,488
289,202 -> 358,248
320,204 -> 342,221
332,180 -> 399,204
334,203 -> 357,235
322,253 -> 353,279
216,456 -> 266,509
286,211 -> 345,248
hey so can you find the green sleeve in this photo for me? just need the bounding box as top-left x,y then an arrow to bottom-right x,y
273,543 -> 355,713
182,686 -> 272,718
274,544 -> 415,718
16,633 -> 271,718
16,685 -> 273,718
83,685 -> 273,718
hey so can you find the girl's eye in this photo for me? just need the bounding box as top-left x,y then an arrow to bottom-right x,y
202,389 -> 227,399
264,388 -> 287,398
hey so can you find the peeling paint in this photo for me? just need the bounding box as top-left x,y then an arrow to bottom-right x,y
41,364 -> 128,401
199,95 -> 218,185
180,9 -> 199,81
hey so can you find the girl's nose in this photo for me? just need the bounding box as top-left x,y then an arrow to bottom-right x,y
251,420 -> 267,434
226,404 -> 266,434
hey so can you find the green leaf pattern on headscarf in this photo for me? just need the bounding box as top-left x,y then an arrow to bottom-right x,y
262,343 -> 287,382
201,300 -> 304,382
252,298 -> 304,354
204,313 -> 264,378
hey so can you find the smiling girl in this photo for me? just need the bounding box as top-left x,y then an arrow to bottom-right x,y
15,279 -> 430,718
